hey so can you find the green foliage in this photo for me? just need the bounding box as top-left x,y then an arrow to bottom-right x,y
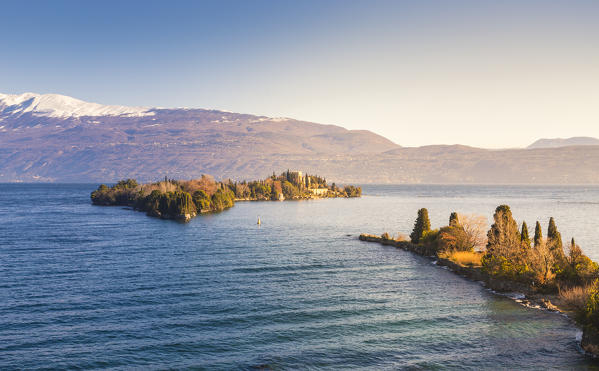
420,228 -> 439,247
480,206 -> 596,289
585,281 -> 599,330
91,171 -> 361,220
521,221 -> 531,248
483,205 -> 530,282
281,181 -> 299,199
534,221 -> 543,247
210,189 -> 235,211
560,238 -> 599,285
91,179 -> 139,206
410,208 -> 431,244
486,205 -> 520,250
249,183 -> 271,200
192,190 -> 211,211
115,179 -> 138,189
344,185 -> 362,197
437,225 -> 472,253
138,190 -> 197,218
449,212 -> 460,227
547,217 -> 563,251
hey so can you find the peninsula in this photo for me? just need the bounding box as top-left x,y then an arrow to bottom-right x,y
360,205 -> 599,357
91,170 -> 361,221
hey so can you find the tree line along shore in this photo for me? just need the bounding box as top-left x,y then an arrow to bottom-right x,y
360,205 -> 599,356
90,170 -> 361,221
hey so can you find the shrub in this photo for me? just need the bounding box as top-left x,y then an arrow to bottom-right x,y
420,229 -> 439,247
560,284 -> 593,315
559,239 -> 599,285
585,281 -> 599,330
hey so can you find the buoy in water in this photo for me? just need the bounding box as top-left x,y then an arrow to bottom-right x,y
257,217 -> 261,225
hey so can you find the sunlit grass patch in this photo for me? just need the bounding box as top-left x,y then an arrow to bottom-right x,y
440,251 -> 483,267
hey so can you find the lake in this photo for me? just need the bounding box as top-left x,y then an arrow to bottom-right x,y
1,184 -> 599,369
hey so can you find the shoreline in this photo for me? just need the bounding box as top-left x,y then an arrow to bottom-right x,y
358,233 -> 596,357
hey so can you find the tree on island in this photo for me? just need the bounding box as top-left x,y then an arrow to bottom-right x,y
534,221 -> 543,247
410,208 -> 431,244
521,221 -> 531,248
449,212 -> 460,227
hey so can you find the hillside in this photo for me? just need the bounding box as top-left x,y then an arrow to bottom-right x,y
1,93 -> 598,184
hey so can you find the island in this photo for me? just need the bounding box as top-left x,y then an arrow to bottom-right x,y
360,205 -> 599,357
91,170 -> 361,221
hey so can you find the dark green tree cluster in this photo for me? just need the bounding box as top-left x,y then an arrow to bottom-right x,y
227,171 -> 359,200
343,185 -> 362,197
91,171 -> 361,220
410,208 -> 431,244
481,205 -> 597,288
91,178 -> 235,220
411,210 -> 483,254
91,178 -> 139,206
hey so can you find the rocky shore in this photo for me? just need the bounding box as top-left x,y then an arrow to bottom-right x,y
358,233 -> 599,356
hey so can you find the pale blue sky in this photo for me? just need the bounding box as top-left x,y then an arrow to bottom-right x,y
1,0 -> 598,148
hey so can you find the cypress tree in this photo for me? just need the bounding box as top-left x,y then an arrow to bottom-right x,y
534,221 -> 543,247
449,212 -> 460,227
410,208 -> 431,244
547,217 -> 563,251
486,205 -> 521,249
520,221 -> 531,247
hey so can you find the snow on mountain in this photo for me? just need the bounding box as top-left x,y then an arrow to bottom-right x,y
0,92 -> 154,118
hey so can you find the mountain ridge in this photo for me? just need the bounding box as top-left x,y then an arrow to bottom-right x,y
1,92 -> 598,184
527,136 -> 599,149
0,92 -> 153,118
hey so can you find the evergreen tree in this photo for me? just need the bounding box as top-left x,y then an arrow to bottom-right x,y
410,208 -> 431,244
547,217 -> 563,251
534,221 -> 543,247
449,212 -> 460,226
520,221 -> 531,247
486,205 -> 521,250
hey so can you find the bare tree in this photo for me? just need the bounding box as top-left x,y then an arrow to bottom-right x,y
458,213 -> 488,250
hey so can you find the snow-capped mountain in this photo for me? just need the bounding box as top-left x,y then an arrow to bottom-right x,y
0,92 -> 153,118
0,92 -> 597,184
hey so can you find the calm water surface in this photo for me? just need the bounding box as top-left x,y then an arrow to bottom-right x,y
1,184 -> 599,369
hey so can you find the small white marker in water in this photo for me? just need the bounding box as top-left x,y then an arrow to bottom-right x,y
257,216 -> 261,225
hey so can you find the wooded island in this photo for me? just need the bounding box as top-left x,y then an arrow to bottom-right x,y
91,170 -> 361,221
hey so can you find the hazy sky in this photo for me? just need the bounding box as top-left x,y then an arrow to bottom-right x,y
1,0 -> 598,148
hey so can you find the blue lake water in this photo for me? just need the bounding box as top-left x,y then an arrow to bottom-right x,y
1,184 -> 599,369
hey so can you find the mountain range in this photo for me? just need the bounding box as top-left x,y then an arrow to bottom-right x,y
527,137 -> 599,149
1,92 -> 598,184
